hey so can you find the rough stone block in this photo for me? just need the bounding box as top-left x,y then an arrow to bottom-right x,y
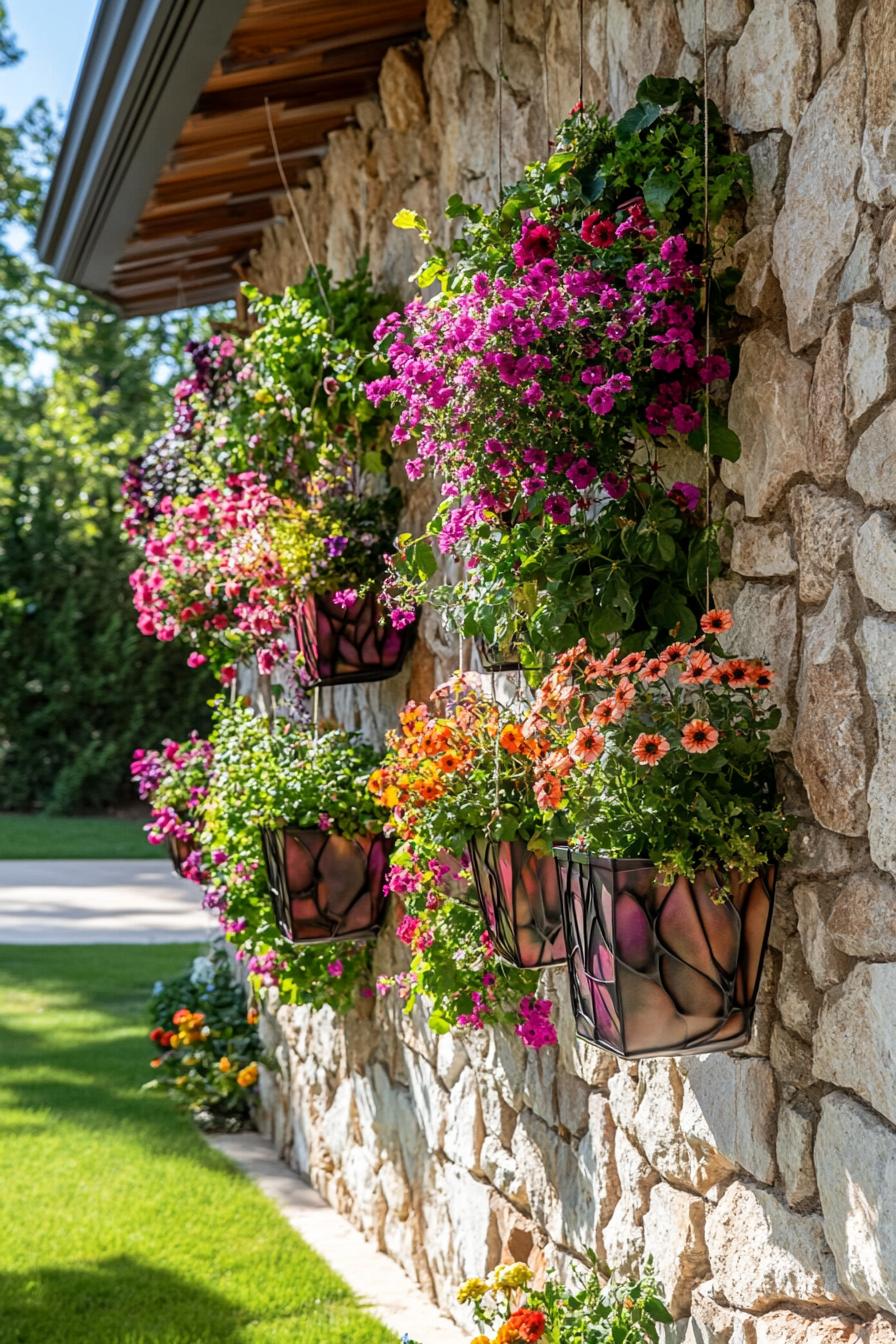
857,617 -> 896,876
723,330 -> 812,516
855,512 -> 896,613
814,962 -> 896,1125
828,870 -> 896,959
643,1184 -> 710,1318
789,486 -> 862,605
726,0 -> 819,137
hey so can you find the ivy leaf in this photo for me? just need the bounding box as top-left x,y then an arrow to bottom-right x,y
616,100 -> 662,141
544,150 -> 577,182
444,194 -> 481,221
635,75 -> 688,107
642,168 -> 679,216
688,411 -> 742,462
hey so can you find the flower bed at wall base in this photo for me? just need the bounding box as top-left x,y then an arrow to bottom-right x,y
452,1256 -> 672,1344
144,945 -> 265,1129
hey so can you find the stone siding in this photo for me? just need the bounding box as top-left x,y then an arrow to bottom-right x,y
249,2 -> 896,1338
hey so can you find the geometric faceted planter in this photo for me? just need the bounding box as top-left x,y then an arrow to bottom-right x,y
554,848 -> 776,1059
167,836 -> 194,879
260,825 -> 392,946
294,590 -> 416,689
468,835 -> 566,968
475,635 -> 523,674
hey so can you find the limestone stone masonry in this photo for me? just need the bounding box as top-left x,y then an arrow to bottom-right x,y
250,2 -> 896,1338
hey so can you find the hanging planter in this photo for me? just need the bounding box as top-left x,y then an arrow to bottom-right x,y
260,824 -> 392,945
475,635 -> 523,675
167,837 -> 194,879
469,835 -> 566,968
293,590 -> 416,688
554,848 -> 777,1059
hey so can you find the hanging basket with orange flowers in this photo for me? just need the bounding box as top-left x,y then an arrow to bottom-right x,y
524,611 -> 793,1058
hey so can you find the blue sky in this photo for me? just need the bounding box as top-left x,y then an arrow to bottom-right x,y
1,0 -> 97,120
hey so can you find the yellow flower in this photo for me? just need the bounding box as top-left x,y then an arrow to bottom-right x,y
236,1062 -> 259,1088
491,1263 -> 532,1292
470,1336 -> 492,1344
218,1057 -> 232,1073
457,1277 -> 490,1304
175,1075 -> 187,1087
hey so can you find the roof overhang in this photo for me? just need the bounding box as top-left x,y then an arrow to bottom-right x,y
38,0 -> 427,314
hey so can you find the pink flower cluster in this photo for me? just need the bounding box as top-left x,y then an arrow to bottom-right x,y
516,996 -> 557,1049
129,471 -> 292,674
367,210 -> 728,564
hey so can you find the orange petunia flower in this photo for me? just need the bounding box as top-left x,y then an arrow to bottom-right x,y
659,641 -> 689,665
679,649 -> 714,685
700,607 -> 734,634
681,719 -> 720,754
639,657 -> 665,683
570,725 -> 605,764
614,676 -> 636,709
614,651 -> 645,676
506,1309 -> 547,1343
437,750 -> 464,773
584,647 -> 619,681
499,723 -> 525,754
750,663 -> 775,689
713,658 -> 752,689
632,732 -> 670,766
535,772 -> 564,810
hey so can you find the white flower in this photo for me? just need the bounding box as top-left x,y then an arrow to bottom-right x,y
190,955 -> 215,986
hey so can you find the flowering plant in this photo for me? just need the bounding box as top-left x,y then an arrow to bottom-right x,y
127,262 -> 405,677
196,700 -> 385,1010
368,677 -> 560,1047
456,1256 -> 672,1344
130,731 -> 214,878
526,610 -> 792,881
144,945 -> 266,1128
391,468 -> 720,668
371,83 -> 746,657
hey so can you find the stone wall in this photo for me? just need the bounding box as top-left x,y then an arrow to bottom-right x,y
249,1 -> 896,1338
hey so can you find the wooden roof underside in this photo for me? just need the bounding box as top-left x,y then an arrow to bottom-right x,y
110,0 -> 427,314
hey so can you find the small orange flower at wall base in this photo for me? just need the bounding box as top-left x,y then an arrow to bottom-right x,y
218,1056 -> 232,1073
236,1062 -> 258,1088
681,719 -> 720,754
631,732 -> 670,766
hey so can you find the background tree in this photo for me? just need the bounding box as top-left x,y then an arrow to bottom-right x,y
0,11 -> 219,812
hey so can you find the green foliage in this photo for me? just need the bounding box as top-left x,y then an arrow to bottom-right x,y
405,80 -> 750,293
144,945 -> 265,1128
201,700 -> 384,1010
0,30 -> 217,811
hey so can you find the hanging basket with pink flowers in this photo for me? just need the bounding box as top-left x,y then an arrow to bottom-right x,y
294,588 -> 417,689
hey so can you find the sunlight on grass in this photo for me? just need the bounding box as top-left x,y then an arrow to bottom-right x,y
0,945 -> 398,1344
0,813 -> 159,860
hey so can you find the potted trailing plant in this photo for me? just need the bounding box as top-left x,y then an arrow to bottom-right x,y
455,1255 -> 672,1343
127,261 -> 413,685
369,675 -> 567,970
526,611 -> 792,1058
131,733 -> 214,880
198,698 -> 383,1010
369,79 -> 748,670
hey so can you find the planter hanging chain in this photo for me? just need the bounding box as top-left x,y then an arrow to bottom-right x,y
264,97 -> 333,326
701,0 -> 713,612
578,0 -> 585,106
497,0 -> 505,198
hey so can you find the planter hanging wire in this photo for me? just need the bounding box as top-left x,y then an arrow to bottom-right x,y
555,847 -> 776,1059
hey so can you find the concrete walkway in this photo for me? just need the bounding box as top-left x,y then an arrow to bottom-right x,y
207,1131 -> 468,1344
0,859 -> 216,942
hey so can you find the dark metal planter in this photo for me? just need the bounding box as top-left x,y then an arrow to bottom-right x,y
167,836 -> 193,878
475,635 -> 523,674
260,825 -> 392,945
294,590 -> 416,688
554,847 -> 776,1058
469,835 -> 566,968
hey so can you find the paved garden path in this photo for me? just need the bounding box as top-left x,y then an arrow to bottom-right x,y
0,859 -> 215,943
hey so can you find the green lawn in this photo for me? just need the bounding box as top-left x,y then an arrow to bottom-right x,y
0,813 -> 159,860
0,945 -> 398,1344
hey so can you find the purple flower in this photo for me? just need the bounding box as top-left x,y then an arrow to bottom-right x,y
390,607 -> 416,630
324,535 -> 348,558
566,459 -> 597,490
670,403 -> 702,434
602,471 -> 629,500
668,481 -> 702,513
318,812 -> 332,831
327,960 -> 344,978
332,588 -> 358,609
544,494 -> 572,525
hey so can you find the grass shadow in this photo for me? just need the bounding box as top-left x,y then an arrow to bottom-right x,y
0,1255 -> 248,1344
